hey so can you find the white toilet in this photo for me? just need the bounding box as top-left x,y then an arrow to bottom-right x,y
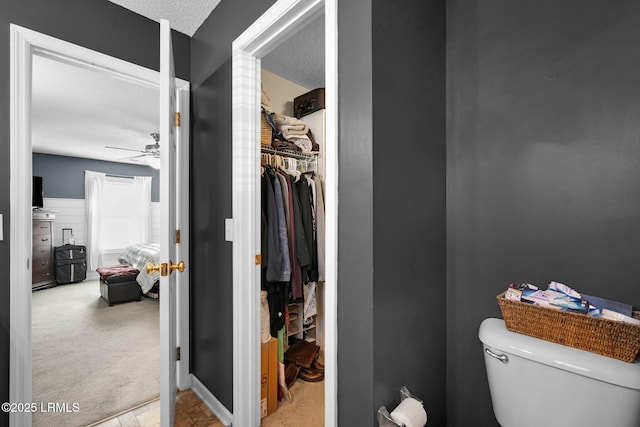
479,318 -> 640,427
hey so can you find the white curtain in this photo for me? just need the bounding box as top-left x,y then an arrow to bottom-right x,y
85,170 -> 105,270
134,175 -> 153,243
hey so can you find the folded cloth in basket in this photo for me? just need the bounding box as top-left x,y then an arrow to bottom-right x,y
582,293 -> 634,317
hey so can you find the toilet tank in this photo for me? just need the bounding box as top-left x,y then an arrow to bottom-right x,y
479,318 -> 640,427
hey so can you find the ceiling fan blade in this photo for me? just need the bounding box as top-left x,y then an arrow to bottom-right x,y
118,153 -> 150,161
106,145 -> 147,153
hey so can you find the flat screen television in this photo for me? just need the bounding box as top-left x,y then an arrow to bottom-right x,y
32,176 -> 43,208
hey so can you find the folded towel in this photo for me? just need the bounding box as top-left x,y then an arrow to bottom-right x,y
282,128 -> 310,139
279,123 -> 308,133
289,135 -> 313,153
271,113 -> 316,153
274,113 -> 293,125
274,113 -> 307,127
276,118 -> 310,140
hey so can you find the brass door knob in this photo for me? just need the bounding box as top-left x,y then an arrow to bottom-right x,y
146,263 -> 160,274
147,263 -> 168,276
169,260 -> 185,273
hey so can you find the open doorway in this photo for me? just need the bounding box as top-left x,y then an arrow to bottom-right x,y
30,53 -> 162,426
10,24 -> 191,427
259,11 -> 326,426
231,0 -> 338,425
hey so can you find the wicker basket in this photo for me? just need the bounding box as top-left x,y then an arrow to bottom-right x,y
497,292 -> 640,363
261,113 -> 273,146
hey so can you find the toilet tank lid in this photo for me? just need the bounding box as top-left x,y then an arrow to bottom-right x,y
479,318 -> 640,390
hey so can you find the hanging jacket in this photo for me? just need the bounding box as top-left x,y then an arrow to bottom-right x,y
296,177 -> 318,283
264,168 -> 285,282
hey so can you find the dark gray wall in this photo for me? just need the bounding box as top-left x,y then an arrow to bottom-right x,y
0,1 -> 190,424
337,0 -> 375,424
447,1 -> 640,426
190,0 -> 276,88
190,0 -> 276,411
33,153 -> 160,202
372,1 -> 446,425
191,0 -> 447,424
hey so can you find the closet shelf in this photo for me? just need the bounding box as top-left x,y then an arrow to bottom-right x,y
261,145 -> 318,161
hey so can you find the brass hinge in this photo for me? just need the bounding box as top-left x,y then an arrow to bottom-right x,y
176,347 -> 181,361
255,254 -> 262,265
175,112 -> 181,127
176,229 -> 181,244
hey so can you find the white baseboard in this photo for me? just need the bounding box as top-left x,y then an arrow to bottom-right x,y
190,374 -> 233,426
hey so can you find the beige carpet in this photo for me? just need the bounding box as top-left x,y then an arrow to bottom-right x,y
32,280 -> 160,427
261,379 -> 324,426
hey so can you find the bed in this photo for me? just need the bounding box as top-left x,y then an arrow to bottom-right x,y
117,243 -> 161,294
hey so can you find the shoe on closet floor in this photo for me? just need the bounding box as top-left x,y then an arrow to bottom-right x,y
284,339 -> 320,369
285,360 -> 301,389
299,366 -> 324,382
312,359 -> 324,372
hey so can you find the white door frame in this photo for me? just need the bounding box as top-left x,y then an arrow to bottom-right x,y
231,0 -> 338,425
9,24 -> 191,426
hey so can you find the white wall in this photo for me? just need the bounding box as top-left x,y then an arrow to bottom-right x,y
261,69 -> 309,116
44,198 -> 85,248
43,197 -> 160,276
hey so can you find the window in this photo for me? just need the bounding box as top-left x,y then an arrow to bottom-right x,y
100,176 -> 152,251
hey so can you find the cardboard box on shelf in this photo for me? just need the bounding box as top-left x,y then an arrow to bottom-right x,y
260,337 -> 278,417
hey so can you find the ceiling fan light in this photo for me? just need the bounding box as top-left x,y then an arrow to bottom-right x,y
147,157 -> 161,169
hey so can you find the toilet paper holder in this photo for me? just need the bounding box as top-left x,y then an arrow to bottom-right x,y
377,386 -> 423,427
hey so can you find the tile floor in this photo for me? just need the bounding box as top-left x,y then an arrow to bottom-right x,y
90,390 -> 224,427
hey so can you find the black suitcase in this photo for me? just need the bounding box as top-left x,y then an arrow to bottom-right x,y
54,245 -> 87,284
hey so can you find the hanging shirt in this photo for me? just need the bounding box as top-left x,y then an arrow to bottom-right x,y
312,174 -> 326,281
284,173 -> 303,300
291,175 -> 312,292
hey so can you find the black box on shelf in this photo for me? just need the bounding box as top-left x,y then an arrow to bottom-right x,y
294,88 -> 325,118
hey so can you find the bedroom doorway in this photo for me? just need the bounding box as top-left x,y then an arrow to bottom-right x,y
9,24 -> 191,427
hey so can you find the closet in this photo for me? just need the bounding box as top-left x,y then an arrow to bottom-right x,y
258,14 -> 326,423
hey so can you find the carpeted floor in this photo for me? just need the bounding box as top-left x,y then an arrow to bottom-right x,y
261,379 -> 324,426
32,279 -> 160,427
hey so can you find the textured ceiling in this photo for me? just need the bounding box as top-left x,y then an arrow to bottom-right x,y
32,2 -> 324,166
108,0 -> 324,88
262,13 -> 325,90
107,0 -> 221,36
32,55 -> 160,166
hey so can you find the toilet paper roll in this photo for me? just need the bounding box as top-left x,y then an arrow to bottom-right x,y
390,397 -> 427,427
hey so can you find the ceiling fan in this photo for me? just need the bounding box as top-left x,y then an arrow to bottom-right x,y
106,132 -> 161,168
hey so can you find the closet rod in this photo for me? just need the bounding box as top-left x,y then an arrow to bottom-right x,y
261,146 -> 317,161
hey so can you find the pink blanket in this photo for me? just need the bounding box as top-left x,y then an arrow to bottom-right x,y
96,264 -> 139,279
